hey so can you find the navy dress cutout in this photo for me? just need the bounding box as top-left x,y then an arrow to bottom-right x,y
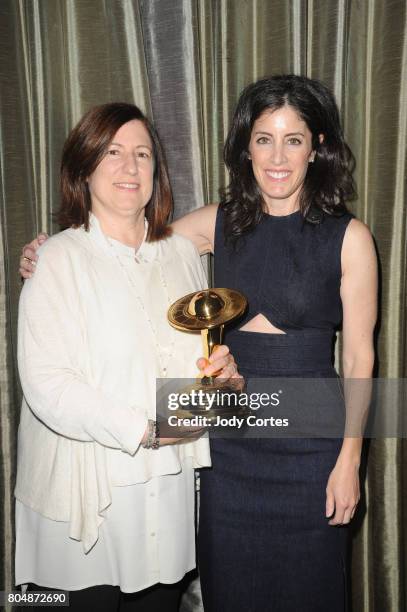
198,207 -> 353,612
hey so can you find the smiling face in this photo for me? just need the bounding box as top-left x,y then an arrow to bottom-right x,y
248,105 -> 316,214
87,119 -> 154,221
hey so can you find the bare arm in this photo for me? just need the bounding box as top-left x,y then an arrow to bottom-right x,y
326,219 -> 378,525
20,203 -> 219,275
171,203 -> 218,255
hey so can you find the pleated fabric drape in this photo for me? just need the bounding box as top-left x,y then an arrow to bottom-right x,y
0,1 -> 406,611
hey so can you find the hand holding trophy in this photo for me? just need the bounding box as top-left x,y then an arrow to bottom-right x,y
167,288 -> 247,424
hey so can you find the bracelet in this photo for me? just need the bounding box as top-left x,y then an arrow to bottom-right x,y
151,420 -> 160,450
142,420 -> 155,449
142,420 -> 160,450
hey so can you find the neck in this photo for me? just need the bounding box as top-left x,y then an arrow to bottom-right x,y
265,199 -> 300,217
92,209 -> 146,248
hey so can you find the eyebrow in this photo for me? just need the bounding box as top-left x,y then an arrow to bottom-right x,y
254,131 -> 305,137
110,142 -> 153,150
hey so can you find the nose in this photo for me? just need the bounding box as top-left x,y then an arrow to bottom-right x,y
270,142 -> 287,165
123,152 -> 139,175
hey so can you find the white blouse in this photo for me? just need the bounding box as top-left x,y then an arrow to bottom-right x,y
15,459 -> 196,592
16,214 -> 211,560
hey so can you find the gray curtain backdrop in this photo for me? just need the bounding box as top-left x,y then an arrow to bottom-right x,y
1,1 -> 406,611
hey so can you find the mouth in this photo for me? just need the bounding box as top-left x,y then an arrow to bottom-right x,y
265,170 -> 291,181
113,182 -> 140,190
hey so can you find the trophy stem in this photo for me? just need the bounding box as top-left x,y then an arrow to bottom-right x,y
201,325 -> 224,385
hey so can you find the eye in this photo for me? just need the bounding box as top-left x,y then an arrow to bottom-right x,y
107,148 -> 120,156
256,136 -> 270,145
137,151 -> 151,159
287,137 -> 302,145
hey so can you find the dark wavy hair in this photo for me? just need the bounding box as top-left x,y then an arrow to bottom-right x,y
59,102 -> 172,241
220,74 -> 356,246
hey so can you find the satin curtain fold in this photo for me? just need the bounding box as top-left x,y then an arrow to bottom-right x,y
0,1 -> 406,611
139,0 -> 206,219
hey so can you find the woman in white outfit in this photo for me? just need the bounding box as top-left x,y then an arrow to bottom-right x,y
15,102 -> 238,611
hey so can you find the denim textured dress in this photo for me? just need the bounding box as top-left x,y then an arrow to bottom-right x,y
198,207 -> 353,612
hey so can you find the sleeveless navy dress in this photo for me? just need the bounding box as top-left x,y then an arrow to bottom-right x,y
198,208 -> 353,612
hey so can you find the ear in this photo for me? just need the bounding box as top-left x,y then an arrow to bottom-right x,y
309,133 -> 324,163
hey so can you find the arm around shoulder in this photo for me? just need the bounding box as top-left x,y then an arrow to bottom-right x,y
171,203 -> 218,255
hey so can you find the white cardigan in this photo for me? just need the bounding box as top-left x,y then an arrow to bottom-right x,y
16,215 -> 211,552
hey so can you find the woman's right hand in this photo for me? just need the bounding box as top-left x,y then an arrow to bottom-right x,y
19,233 -> 48,279
141,422 -> 206,448
160,428 -> 206,446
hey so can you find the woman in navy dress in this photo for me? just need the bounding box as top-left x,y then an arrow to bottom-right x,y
174,75 -> 377,611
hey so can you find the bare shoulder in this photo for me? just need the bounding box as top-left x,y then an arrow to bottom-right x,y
344,218 -> 373,243
341,218 -> 377,274
171,203 -> 219,255
340,219 -> 378,350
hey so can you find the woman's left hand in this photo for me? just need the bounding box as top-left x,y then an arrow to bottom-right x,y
196,344 -> 242,381
325,458 -> 360,525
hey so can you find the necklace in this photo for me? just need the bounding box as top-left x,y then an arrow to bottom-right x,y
106,236 -> 176,378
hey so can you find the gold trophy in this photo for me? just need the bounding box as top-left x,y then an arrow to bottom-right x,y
167,288 -> 247,423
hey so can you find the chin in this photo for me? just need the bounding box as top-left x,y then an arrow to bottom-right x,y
265,190 -> 293,201
116,204 -> 145,214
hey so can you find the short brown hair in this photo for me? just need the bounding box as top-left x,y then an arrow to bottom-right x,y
59,103 -> 172,241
